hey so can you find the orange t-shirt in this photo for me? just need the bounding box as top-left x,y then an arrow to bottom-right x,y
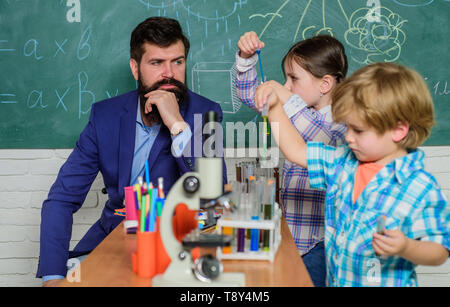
353,162 -> 384,204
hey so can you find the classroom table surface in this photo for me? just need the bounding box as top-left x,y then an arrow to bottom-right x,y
60,218 -> 313,287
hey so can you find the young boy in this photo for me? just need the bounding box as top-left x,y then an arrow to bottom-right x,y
255,62 -> 449,286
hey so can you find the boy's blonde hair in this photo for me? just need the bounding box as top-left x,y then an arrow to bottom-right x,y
332,62 -> 434,149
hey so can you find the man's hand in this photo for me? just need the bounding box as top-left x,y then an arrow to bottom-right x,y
144,90 -> 185,132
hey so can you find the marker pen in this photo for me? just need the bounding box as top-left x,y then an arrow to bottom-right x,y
134,184 -> 141,210
377,215 -> 386,234
149,188 -> 158,232
124,186 -> 138,233
158,177 -> 164,198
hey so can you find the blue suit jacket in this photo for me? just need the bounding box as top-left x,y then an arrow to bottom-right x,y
37,89 -> 226,278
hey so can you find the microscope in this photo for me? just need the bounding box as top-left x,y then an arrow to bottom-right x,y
152,112 -> 245,287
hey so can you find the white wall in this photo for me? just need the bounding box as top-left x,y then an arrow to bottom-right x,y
0,148 -> 449,287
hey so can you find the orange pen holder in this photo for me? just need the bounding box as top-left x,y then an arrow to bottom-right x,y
132,204 -> 201,279
131,218 -> 172,278
155,217 -> 171,275
132,231 -> 157,278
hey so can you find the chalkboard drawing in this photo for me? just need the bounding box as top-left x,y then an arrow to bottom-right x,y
392,0 -> 435,7
254,0 -> 342,42
0,93 -> 17,104
254,0 -> 407,64
254,0 -> 348,42
137,0 -> 246,21
191,62 -> 241,114
250,0 -> 290,38
344,6 -> 407,64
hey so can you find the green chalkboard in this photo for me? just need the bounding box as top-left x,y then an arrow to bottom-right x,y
0,0 -> 449,148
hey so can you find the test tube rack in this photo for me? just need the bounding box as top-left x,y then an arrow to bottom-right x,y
216,203 -> 282,262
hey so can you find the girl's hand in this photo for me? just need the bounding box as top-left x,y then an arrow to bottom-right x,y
372,229 -> 409,257
254,81 -> 278,112
254,80 -> 292,111
237,31 -> 265,58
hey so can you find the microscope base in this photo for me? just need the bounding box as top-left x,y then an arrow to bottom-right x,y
152,272 -> 245,287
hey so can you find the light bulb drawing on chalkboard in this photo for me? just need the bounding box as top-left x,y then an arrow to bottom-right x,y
253,0 -> 407,64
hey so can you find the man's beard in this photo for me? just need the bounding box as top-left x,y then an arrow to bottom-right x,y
138,74 -> 188,125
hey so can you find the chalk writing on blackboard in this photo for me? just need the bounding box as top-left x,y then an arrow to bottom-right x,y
0,0 -> 448,148
393,0 -> 434,7
19,28 -> 91,61
253,0 -> 407,64
0,94 -> 17,104
0,40 -> 15,52
137,0 -> 247,21
136,0 -> 247,61
345,6 -> 407,64
56,88 -> 70,112
250,0 -> 290,38
54,39 -> 68,57
23,70 -> 96,119
24,39 -> 44,60
432,80 -> 450,96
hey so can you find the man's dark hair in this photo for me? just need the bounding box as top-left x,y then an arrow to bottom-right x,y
130,16 -> 190,63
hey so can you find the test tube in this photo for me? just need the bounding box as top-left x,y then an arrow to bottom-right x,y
262,179 -> 275,251
222,225 -> 233,254
231,181 -> 246,253
248,177 -> 259,218
249,177 -> 260,252
274,167 -> 279,205
221,202 -> 234,255
255,158 -> 261,180
247,162 -> 254,178
229,181 -> 241,211
241,162 -> 247,183
236,162 -> 242,182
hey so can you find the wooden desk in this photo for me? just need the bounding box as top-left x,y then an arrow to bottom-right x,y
60,219 -> 313,287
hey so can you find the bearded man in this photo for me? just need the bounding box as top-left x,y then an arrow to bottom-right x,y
37,17 -> 225,286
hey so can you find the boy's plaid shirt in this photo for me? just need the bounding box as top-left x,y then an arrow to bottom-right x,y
307,142 -> 449,286
235,58 -> 347,254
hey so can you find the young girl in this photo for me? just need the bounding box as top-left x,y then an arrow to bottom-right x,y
235,32 -> 348,286
255,62 -> 449,286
